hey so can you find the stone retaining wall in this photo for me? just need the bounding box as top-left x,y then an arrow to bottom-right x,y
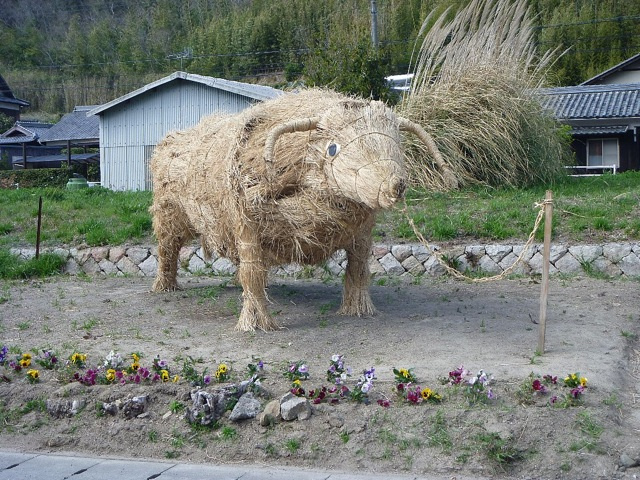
11,242 -> 640,279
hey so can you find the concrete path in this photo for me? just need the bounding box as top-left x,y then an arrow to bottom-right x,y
0,451 -> 484,480
0,451 -> 490,480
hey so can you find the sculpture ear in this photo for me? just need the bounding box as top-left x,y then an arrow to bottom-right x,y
264,117 -> 320,163
398,117 -> 458,190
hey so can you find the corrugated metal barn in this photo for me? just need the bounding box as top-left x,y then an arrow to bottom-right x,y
88,72 -> 282,190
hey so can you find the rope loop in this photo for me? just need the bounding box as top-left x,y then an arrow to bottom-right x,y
401,196 -> 552,283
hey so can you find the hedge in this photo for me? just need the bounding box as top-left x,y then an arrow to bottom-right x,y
0,168 -> 70,189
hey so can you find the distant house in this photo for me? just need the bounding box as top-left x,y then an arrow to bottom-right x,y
36,106 -> 100,176
0,121 -> 61,169
0,74 -> 29,122
88,71 -> 283,191
539,53 -> 640,174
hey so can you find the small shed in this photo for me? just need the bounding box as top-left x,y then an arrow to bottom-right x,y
88,71 -> 283,191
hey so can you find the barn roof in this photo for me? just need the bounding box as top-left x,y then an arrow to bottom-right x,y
38,106 -> 99,143
538,83 -> 640,120
88,71 -> 283,117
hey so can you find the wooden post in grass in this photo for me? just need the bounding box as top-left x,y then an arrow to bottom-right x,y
35,196 -> 42,259
538,190 -> 553,353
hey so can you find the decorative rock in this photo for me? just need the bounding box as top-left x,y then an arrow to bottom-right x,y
464,245 -> 486,263
229,392 -> 261,422
46,399 -> 86,418
280,393 -> 312,421
64,258 -> 81,275
378,253 -> 404,275
103,402 -> 119,415
122,395 -> 149,419
263,399 -> 281,419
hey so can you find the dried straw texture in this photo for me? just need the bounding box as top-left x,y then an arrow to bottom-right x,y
151,89 -> 412,331
400,0 -> 570,190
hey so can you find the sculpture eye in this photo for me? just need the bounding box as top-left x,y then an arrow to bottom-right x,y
326,142 -> 341,157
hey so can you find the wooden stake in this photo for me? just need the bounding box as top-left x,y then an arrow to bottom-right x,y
538,190 -> 553,354
36,196 -> 43,259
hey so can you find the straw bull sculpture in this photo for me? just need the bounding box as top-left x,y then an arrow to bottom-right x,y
150,89 -> 456,331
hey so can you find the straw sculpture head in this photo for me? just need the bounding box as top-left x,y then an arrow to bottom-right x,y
150,88 -> 455,332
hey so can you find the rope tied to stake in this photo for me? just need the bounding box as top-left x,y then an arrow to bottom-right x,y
401,196 -> 553,283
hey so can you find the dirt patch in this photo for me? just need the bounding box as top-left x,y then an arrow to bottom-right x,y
1,274 -> 640,479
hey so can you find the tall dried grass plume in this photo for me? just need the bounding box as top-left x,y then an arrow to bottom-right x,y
400,0 -> 571,190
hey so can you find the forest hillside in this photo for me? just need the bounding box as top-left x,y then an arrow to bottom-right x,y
1,0 -> 639,118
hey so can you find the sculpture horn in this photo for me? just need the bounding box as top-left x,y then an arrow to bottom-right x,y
398,117 -> 458,190
264,117 -> 320,163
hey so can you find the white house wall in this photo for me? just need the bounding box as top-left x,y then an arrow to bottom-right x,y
100,81 -> 258,191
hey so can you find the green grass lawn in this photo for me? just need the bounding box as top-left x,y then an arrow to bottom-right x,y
1,172 -> 639,250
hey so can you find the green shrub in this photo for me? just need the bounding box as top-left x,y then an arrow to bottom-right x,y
0,168 -> 70,189
0,249 -> 66,279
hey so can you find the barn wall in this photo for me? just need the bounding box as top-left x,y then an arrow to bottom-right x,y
99,81 -> 258,191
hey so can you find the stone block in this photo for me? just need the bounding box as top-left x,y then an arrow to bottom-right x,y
619,253 -> 640,276
211,258 -> 236,275
188,254 -> 207,273
391,244 -> 412,263
485,244 -> 512,263
108,246 -> 126,263
568,245 -> 602,264
139,255 -> 158,276
116,256 -> 142,276
368,257 -> 386,275
412,245 -> 432,262
477,255 -> 502,275
553,252 -> 583,275
379,253 -> 405,275
126,247 -> 150,265
603,243 -> 632,263
91,247 -> 109,262
423,255 -> 447,276
371,244 -> 390,259
99,259 -> 119,275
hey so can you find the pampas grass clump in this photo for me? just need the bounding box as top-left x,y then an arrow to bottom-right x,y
400,0 -> 571,190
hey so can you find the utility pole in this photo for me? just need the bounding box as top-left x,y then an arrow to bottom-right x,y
370,0 -> 378,50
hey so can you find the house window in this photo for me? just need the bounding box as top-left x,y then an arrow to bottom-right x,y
587,139 -> 619,167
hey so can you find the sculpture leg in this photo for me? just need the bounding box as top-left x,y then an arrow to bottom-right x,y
338,226 -> 376,316
234,227 -> 278,332
151,201 -> 191,292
